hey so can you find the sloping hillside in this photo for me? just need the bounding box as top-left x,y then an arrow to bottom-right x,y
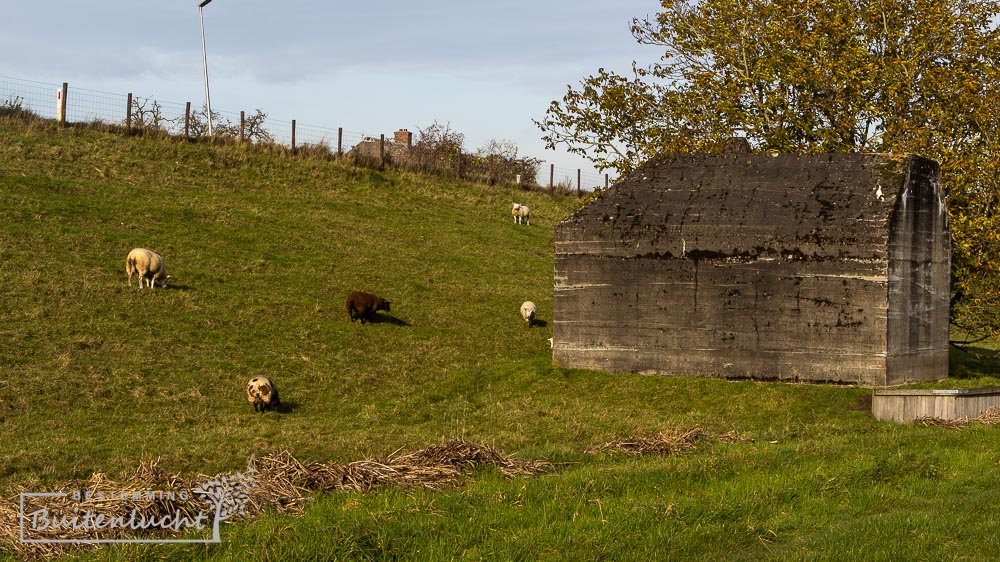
0,118 -> 580,484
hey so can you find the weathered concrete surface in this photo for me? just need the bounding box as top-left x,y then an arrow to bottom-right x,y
553,153 -> 950,385
872,388 -> 1000,422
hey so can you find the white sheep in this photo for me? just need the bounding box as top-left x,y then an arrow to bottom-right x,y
512,203 -> 530,225
520,301 -> 537,328
125,248 -> 170,288
246,376 -> 280,413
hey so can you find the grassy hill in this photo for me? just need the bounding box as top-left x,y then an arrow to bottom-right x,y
3,116 -> 1000,560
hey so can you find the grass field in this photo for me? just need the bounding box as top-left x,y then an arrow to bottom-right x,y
3,116 -> 1000,560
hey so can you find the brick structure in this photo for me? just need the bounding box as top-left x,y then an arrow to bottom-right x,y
394,129 -> 413,147
349,133 -> 410,163
553,152 -> 951,385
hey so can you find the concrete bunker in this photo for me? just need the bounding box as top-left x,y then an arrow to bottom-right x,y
553,152 -> 950,386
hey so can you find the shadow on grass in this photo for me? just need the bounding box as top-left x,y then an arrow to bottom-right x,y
368,314 -> 410,327
245,401 -> 300,415
950,343 -> 1000,380
529,319 -> 549,328
849,393 -> 873,412
275,400 -> 300,414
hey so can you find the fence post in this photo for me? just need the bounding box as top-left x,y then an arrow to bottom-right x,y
57,82 -> 68,126
380,134 -> 385,167
337,127 -> 343,156
240,111 -> 246,143
185,102 -> 191,139
577,169 -> 581,197
549,164 -> 554,193
291,119 -> 297,155
126,93 -> 133,131
605,173 -> 609,189
457,147 -> 463,179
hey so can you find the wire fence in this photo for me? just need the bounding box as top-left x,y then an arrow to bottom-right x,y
0,76 -> 611,192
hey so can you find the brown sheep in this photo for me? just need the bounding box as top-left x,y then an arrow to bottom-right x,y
346,291 -> 391,325
246,376 -> 280,413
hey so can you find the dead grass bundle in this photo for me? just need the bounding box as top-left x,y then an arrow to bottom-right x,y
0,459 -> 208,559
0,440 -> 547,560
392,439 -> 547,478
914,416 -> 969,429
974,407 -> 1000,425
586,427 -> 745,456
914,407 -> 1000,429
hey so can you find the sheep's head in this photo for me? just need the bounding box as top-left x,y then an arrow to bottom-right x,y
156,274 -> 172,289
378,299 -> 391,313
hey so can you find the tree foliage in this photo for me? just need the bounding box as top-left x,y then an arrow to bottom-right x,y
410,121 -> 541,187
537,0 -> 1000,339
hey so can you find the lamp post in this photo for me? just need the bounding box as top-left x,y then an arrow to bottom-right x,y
198,0 -> 214,136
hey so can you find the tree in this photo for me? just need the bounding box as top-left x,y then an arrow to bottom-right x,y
536,0 -> 1000,340
412,120 -> 465,174
129,96 -> 169,132
474,139 -> 542,187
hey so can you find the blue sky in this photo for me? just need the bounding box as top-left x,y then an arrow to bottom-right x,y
0,0 -> 658,186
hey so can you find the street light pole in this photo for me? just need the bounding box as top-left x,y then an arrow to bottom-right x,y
198,0 -> 214,136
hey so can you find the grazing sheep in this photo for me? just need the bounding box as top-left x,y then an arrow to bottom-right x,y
125,248 -> 170,288
346,291 -> 391,325
512,203 -> 530,225
520,301 -> 537,328
246,375 -> 280,413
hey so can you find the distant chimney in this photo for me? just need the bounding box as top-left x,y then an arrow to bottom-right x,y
394,129 -> 412,148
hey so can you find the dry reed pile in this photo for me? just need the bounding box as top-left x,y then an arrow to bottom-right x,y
0,439 -> 547,560
914,406 -> 1000,429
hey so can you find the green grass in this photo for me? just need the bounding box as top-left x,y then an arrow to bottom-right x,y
3,116 -> 1000,560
